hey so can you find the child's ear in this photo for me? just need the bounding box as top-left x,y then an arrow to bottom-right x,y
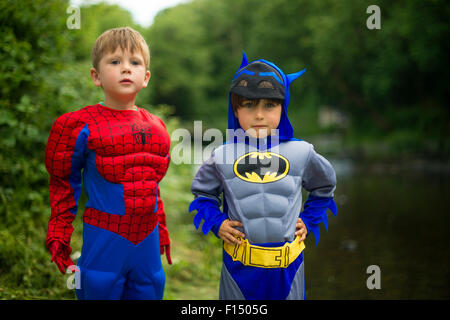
90,68 -> 102,87
142,70 -> 151,88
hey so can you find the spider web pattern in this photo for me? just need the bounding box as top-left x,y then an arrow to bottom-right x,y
46,104 -> 171,247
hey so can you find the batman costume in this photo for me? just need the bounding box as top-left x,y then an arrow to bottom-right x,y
189,53 -> 337,300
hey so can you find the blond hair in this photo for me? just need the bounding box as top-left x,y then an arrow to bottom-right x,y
92,27 -> 150,71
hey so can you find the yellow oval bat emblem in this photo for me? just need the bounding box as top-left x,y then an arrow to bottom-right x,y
233,152 -> 289,183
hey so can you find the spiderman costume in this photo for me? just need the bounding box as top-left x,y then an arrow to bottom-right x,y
45,102 -> 171,299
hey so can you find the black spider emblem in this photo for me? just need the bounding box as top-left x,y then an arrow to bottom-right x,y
132,124 -> 152,146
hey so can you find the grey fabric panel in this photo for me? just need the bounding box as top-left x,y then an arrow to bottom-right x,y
212,140 -> 313,243
301,145 -> 336,198
191,154 -> 223,204
286,261 -> 305,300
219,263 -> 245,300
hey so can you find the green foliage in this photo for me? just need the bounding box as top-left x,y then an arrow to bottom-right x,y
0,0 -> 142,299
69,3 -> 139,61
146,0 -> 449,156
144,2 -> 213,121
0,0 -> 77,299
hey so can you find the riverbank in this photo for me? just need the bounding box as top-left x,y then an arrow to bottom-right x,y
306,133 -> 450,173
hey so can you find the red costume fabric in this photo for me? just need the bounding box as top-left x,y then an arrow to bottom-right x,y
45,103 -> 171,265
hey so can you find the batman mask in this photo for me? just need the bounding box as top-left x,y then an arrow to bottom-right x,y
230,61 -> 285,100
228,52 -> 306,141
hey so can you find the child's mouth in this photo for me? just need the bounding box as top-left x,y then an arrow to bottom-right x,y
120,79 -> 133,84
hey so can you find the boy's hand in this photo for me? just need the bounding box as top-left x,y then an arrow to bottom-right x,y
295,217 -> 308,242
48,240 -> 74,275
218,219 -> 246,245
160,244 -> 172,265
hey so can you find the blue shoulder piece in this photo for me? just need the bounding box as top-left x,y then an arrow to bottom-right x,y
189,197 -> 228,237
299,195 -> 337,245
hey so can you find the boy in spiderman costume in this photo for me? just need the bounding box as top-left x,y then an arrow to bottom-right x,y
45,27 -> 171,299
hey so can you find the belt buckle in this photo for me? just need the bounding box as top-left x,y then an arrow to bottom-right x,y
232,238 -> 297,268
247,245 -> 288,268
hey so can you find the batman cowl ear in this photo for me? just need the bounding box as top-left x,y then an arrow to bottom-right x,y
286,69 -> 306,87
239,51 -> 249,69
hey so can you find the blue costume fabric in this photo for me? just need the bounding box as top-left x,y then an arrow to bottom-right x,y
300,195 -> 338,245
189,197 -> 227,237
189,53 -> 338,300
76,223 -> 165,300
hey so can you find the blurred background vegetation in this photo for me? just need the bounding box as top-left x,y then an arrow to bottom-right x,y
0,0 -> 448,299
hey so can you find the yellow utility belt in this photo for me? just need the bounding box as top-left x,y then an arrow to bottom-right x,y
224,236 -> 305,268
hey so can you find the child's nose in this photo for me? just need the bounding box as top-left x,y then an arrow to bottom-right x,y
121,62 -> 131,73
255,110 -> 264,119
255,105 -> 264,119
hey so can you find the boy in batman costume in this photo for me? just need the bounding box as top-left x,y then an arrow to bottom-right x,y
189,53 -> 337,300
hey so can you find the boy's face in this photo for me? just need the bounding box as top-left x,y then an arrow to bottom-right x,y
90,47 -> 150,107
234,99 -> 282,138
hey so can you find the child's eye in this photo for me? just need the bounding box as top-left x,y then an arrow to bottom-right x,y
111,60 -> 120,65
131,60 -> 140,65
266,101 -> 280,109
241,100 -> 255,108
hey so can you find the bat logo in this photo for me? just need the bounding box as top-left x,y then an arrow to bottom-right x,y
233,152 -> 289,183
132,124 -> 152,146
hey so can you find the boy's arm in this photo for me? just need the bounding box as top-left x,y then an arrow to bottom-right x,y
156,186 -> 172,264
300,144 -> 338,245
152,117 -> 172,263
45,113 -> 87,273
189,154 -> 228,237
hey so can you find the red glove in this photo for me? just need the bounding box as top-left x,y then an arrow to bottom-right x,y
160,244 -> 172,265
48,240 -> 74,274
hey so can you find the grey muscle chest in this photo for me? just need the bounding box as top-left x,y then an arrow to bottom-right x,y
192,140 -> 336,244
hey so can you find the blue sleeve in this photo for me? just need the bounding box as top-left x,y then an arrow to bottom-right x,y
188,197 -> 228,237
299,195 -> 337,245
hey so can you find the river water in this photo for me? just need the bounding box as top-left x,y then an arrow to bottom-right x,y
303,158 -> 450,299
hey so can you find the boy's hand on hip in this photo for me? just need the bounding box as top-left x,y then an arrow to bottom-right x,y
295,217 -> 307,242
218,219 -> 245,245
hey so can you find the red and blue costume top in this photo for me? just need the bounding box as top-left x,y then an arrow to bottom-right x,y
45,103 -> 171,255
